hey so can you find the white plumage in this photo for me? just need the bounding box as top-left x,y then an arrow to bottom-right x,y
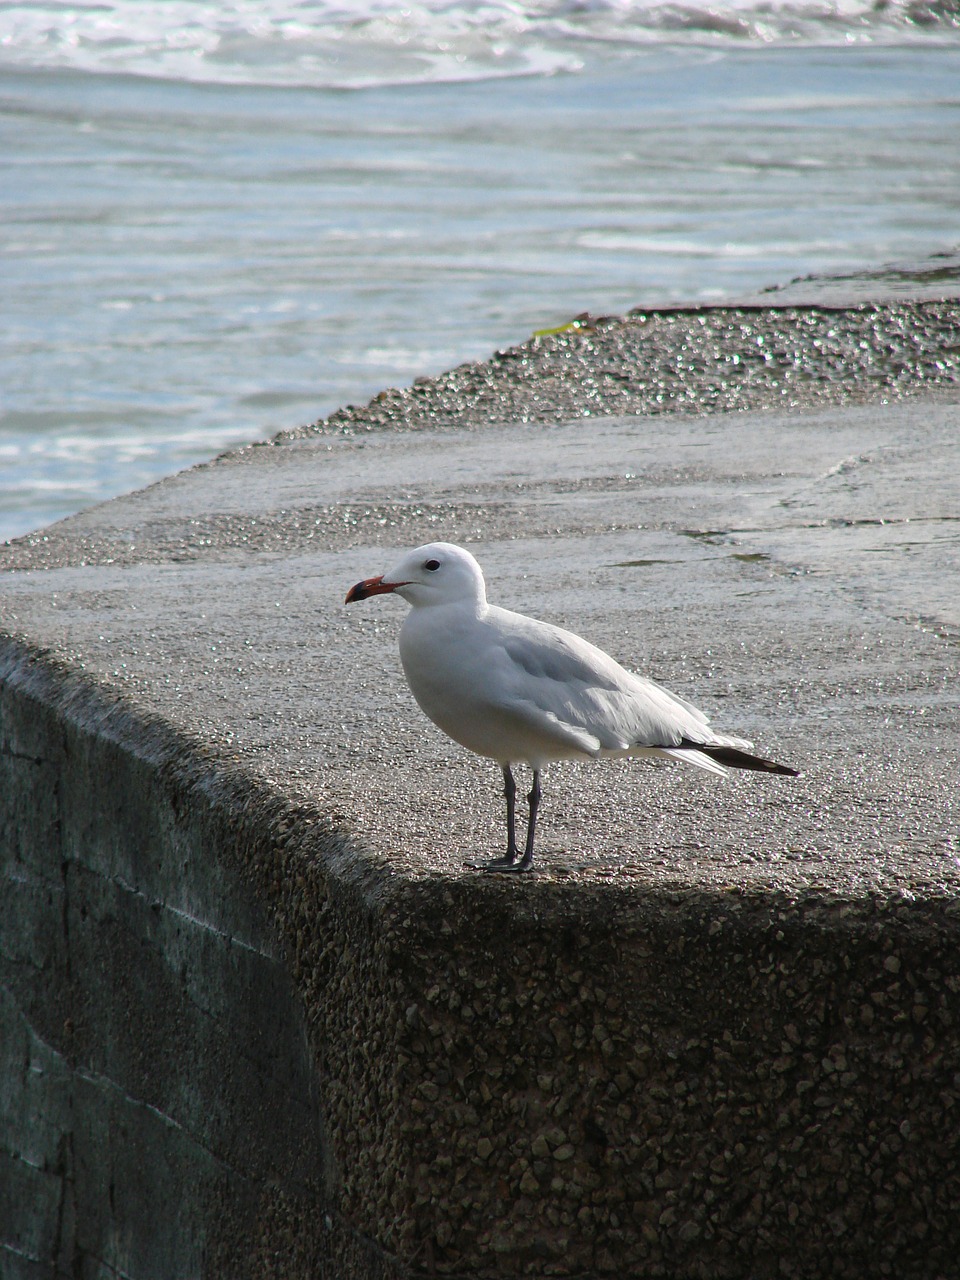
346,541 -> 796,872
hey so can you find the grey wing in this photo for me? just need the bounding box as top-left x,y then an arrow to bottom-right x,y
495,611 -> 717,751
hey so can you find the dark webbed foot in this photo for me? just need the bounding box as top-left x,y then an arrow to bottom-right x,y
464,855 -> 534,874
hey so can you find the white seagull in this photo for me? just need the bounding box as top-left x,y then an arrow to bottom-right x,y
346,541 -> 797,873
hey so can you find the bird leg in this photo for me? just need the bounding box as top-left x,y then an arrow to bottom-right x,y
467,766 -> 540,874
466,765 -> 520,869
516,769 -> 541,871
503,764 -> 519,862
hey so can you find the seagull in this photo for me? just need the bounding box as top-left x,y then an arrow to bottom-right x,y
346,541 -> 797,873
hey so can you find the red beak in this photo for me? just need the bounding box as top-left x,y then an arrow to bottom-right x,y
345,574 -> 403,603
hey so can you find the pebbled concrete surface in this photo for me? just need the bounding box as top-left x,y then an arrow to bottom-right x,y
2,298 -> 959,1277
3,398 -> 958,891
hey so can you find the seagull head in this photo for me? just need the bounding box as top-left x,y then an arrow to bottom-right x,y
345,541 -> 487,609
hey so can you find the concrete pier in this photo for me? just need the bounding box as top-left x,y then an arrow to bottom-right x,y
2,299 -> 960,1277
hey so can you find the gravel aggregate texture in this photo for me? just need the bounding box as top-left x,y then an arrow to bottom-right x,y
291,298 -> 960,439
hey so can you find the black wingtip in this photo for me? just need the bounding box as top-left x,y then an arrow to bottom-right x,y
686,742 -> 799,776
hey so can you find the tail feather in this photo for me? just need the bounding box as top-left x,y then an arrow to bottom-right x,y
679,740 -> 799,776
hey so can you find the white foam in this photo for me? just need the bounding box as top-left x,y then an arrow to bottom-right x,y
1,0 -> 956,88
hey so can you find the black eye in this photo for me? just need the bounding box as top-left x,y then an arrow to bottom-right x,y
424,558 -> 441,572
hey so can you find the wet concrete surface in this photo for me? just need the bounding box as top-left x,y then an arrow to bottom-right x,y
2,395 -> 958,892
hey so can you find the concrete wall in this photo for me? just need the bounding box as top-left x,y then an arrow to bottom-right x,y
3,297 -> 960,1275
4,632 -> 960,1278
0,639 -> 388,1278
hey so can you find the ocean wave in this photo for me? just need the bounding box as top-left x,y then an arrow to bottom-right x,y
1,0 -> 958,88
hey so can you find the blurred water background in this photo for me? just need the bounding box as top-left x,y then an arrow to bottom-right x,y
2,0 -> 959,541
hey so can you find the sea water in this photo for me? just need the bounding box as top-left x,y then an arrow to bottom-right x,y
2,0 -> 959,540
